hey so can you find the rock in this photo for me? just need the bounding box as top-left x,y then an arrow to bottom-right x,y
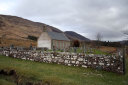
64,60 -> 68,63
78,58 -> 83,61
93,62 -> 97,64
76,61 -> 79,64
82,65 -> 87,68
72,61 -> 75,63
99,63 -> 104,66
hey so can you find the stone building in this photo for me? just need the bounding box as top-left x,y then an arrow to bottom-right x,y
37,31 -> 70,50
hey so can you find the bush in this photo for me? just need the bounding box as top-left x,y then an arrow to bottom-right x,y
27,35 -> 37,41
73,40 -> 80,47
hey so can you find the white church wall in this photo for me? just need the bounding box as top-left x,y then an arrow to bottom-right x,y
37,32 -> 52,49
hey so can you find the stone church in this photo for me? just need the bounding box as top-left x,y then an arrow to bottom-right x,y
37,31 -> 70,50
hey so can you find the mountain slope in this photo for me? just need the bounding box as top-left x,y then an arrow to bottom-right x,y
0,14 -> 62,40
64,31 -> 90,41
0,14 -> 62,47
0,14 -> 90,47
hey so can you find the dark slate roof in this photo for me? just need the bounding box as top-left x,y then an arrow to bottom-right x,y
47,32 -> 70,41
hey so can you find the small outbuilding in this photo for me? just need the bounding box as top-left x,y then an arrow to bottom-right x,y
37,31 -> 70,50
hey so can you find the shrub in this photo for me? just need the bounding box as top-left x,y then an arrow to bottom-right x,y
27,35 -> 37,41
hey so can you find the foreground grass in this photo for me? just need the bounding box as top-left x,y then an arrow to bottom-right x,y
0,55 -> 128,85
0,79 -> 15,85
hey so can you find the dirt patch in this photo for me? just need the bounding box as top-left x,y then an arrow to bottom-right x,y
0,69 -> 17,76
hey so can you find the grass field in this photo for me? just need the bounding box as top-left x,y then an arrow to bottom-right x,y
0,55 -> 128,85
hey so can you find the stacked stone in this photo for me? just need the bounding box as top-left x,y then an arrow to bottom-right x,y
0,47 -> 124,74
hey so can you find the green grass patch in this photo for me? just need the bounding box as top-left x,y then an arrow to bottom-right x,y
0,79 -> 16,85
0,55 -> 128,85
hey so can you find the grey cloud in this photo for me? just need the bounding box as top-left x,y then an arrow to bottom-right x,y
12,0 -> 128,41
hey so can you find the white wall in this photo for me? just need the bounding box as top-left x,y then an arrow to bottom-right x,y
37,32 -> 51,49
38,40 -> 51,49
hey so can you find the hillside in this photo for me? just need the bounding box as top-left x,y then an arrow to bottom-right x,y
0,14 -> 90,47
0,15 -> 62,47
64,31 -> 90,41
0,15 -> 62,39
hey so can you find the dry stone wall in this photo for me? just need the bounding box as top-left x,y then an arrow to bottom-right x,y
0,48 -> 124,74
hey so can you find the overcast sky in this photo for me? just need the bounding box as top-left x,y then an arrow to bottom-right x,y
0,0 -> 128,41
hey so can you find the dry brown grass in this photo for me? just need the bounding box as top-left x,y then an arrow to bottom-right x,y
99,46 -> 117,53
0,38 -> 37,47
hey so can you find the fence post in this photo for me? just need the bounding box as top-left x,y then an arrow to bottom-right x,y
123,46 -> 126,75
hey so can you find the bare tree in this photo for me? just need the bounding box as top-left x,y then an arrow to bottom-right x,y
96,33 -> 102,48
96,33 -> 102,41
